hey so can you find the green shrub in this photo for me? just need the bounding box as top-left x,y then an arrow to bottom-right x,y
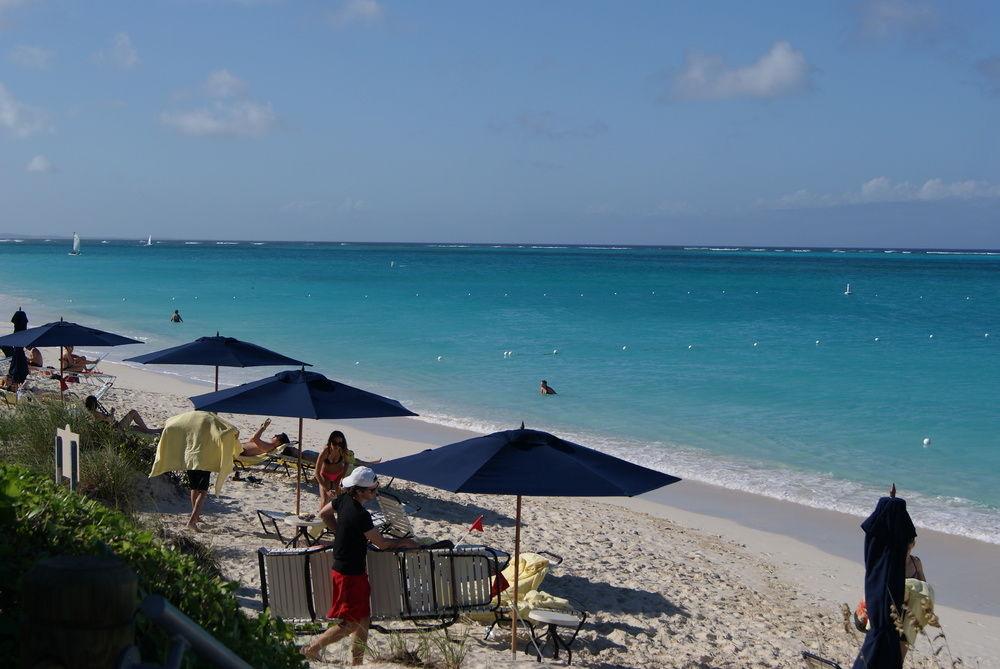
0,398 -> 155,513
0,465 -> 304,669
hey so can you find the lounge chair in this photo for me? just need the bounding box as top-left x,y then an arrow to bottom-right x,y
257,544 -> 503,632
481,550 -> 564,638
235,443 -> 293,475
367,491 -> 419,539
256,509 -> 293,543
801,651 -> 844,668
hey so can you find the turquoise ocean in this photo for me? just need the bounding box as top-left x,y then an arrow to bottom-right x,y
1,239 -> 998,543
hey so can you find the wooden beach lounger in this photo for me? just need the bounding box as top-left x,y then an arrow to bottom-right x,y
257,545 -> 503,632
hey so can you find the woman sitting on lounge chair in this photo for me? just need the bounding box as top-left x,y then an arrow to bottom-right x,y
315,430 -> 355,510
85,395 -> 161,435
62,346 -> 94,373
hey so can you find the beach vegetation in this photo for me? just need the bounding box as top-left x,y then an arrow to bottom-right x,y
0,397 -> 155,513
0,464 -> 304,668
367,628 -> 469,668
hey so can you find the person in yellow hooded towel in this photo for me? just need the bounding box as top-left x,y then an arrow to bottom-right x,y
150,411 -> 286,530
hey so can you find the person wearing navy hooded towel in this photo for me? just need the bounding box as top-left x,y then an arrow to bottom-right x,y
853,485 -> 917,669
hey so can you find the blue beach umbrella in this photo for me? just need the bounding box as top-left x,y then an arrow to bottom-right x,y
852,488 -> 916,669
0,319 -> 142,397
125,334 -> 310,390
373,427 -> 680,652
190,369 -> 417,513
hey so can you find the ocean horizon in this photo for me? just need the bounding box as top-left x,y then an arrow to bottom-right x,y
2,238 -> 998,544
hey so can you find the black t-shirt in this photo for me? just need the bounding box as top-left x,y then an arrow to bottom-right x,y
332,493 -> 375,575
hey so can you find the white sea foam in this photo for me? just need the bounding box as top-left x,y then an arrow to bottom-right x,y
414,409 -> 1000,545
184,241 -> 201,245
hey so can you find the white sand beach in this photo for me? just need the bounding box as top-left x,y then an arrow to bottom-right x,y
75,359 -> 999,669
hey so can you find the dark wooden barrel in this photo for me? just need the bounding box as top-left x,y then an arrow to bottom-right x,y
20,555 -> 138,669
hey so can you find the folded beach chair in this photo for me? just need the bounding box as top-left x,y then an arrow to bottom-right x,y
258,544 -> 335,623
258,545 -> 503,632
367,545 -> 502,633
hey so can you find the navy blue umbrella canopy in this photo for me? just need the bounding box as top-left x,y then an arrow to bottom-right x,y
125,335 -> 309,368
374,427 -> 679,653
191,369 -> 417,514
190,369 -> 416,420
0,319 -> 142,348
374,428 -> 679,496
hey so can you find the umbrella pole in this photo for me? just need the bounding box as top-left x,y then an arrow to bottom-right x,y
214,366 -> 219,392
511,494 -> 521,655
295,417 -> 303,515
59,346 -> 64,402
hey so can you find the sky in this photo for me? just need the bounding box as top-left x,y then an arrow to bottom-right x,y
1,0 -> 999,246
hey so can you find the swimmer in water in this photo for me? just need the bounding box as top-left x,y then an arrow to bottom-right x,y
540,380 -> 557,395
170,309 -> 183,323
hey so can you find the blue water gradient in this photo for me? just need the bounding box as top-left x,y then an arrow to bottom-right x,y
1,239 -> 998,542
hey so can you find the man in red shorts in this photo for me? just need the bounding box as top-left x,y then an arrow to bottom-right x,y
302,466 -> 419,664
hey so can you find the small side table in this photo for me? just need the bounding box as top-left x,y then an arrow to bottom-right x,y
282,516 -> 327,548
525,608 -> 587,665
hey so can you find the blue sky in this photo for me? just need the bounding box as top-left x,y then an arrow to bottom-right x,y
1,0 -> 999,246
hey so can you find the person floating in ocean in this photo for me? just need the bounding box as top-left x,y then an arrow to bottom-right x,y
304,467 -> 420,664
540,379 -> 557,395
170,309 -> 183,323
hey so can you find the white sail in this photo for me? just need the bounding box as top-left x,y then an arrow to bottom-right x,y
146,235 -> 152,246
70,232 -> 81,255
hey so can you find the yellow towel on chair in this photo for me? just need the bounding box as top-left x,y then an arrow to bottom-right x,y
149,411 -> 242,494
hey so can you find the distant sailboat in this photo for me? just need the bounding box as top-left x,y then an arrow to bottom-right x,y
844,283 -> 852,296
69,232 -> 81,256
146,235 -> 153,247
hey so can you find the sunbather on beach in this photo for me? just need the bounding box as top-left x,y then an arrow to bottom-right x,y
61,345 -> 93,372
304,467 -> 420,665
85,395 -> 162,435
315,430 -> 355,510
239,417 -> 290,456
25,346 -> 42,368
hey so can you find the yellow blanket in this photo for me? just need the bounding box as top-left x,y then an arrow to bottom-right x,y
149,411 -> 241,494
470,552 -> 572,622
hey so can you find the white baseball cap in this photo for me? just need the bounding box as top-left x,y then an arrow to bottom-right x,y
342,466 -> 378,489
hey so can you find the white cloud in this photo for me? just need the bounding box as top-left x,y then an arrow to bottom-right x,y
855,0 -> 941,41
162,70 -> 277,138
94,32 -> 139,70
329,0 -> 383,28
668,41 -> 812,102
0,82 -> 49,138
26,154 -> 53,173
204,69 -> 247,99
767,177 -> 1000,209
8,45 -> 53,69
161,101 -> 276,137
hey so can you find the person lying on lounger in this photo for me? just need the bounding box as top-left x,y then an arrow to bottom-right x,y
238,417 -> 291,457
85,395 -> 162,435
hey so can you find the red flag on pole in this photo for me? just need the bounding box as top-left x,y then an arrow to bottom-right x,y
469,515 -> 484,532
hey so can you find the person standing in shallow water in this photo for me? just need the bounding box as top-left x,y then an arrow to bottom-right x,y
540,379 -> 557,395
170,309 -> 183,323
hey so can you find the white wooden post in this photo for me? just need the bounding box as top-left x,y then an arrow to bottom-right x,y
55,424 -> 80,491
